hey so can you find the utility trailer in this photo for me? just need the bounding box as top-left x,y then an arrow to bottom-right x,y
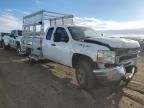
21,10 -> 140,89
21,9 -> 73,56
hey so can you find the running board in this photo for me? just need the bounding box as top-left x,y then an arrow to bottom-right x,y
29,55 -> 42,61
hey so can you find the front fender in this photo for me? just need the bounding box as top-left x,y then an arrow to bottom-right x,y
71,41 -> 110,62
15,37 -> 22,46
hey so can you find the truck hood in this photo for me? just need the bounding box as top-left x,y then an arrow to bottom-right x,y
16,36 -> 23,41
85,37 -> 140,49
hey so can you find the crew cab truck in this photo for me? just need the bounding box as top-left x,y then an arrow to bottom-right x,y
21,10 -> 140,89
2,30 -> 22,53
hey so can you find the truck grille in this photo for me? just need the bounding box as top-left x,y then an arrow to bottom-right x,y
119,54 -> 137,63
115,48 -> 139,56
115,48 -> 139,63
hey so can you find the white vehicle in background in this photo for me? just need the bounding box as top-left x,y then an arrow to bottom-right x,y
21,10 -> 140,89
2,30 -> 22,53
0,32 -> 10,46
122,36 -> 144,52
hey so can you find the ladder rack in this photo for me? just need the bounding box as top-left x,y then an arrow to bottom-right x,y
23,9 -> 74,37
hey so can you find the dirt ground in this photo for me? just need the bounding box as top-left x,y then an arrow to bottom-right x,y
0,49 -> 144,108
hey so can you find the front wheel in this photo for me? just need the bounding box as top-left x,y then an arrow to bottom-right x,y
16,45 -> 22,56
75,59 -> 96,89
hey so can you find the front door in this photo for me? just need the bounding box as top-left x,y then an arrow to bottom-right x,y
43,27 -> 71,66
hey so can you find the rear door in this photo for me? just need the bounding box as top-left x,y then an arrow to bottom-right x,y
42,27 -> 55,60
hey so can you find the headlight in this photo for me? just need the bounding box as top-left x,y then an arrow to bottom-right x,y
97,50 -> 116,64
97,50 -> 104,63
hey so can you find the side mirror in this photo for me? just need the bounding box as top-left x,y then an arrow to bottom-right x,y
101,33 -> 104,37
54,33 -> 69,42
61,37 -> 69,42
11,35 -> 14,38
39,21 -> 43,25
54,33 -> 61,42
10,34 -> 16,39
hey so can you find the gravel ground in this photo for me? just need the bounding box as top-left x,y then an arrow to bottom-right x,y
0,49 -> 144,108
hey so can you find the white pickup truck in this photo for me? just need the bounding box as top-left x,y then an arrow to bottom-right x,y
21,10 -> 140,89
2,30 -> 22,53
30,25 -> 140,89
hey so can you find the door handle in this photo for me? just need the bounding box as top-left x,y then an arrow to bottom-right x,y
51,44 -> 56,46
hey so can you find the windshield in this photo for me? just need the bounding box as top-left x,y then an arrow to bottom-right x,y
1,33 -> 10,37
18,31 -> 22,36
68,26 -> 100,40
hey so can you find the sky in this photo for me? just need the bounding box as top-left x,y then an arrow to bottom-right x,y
0,0 -> 144,35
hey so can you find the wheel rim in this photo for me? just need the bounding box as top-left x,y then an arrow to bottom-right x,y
128,67 -> 135,79
77,68 -> 86,85
17,48 -> 21,55
125,67 -> 135,80
16,45 -> 21,55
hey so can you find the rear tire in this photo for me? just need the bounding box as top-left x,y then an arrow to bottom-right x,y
75,59 -> 96,89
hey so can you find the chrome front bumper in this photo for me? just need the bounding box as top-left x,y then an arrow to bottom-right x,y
93,58 -> 137,81
93,65 -> 126,81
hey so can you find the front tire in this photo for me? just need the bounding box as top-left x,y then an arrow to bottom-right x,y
16,44 -> 22,56
16,48 -> 21,55
75,59 -> 96,89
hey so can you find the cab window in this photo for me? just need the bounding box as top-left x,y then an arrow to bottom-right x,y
46,28 -> 54,40
54,27 -> 69,42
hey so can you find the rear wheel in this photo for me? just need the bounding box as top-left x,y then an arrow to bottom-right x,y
75,59 -> 96,89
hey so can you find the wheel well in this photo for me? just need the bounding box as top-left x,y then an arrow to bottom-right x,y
72,53 -> 94,68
